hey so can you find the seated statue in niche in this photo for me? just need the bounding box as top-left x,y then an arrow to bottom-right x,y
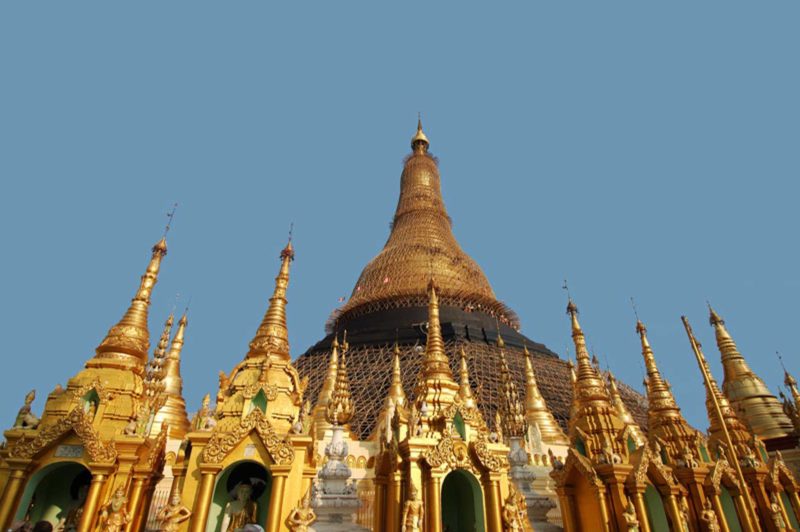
157,493 -> 192,532
401,485 -> 423,532
286,489 -> 316,532
13,390 -> 40,429
221,482 -> 259,532
98,487 -> 130,532
57,484 -> 89,532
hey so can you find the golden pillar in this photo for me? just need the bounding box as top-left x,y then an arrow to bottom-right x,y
426,473 -> 442,532
732,490 -> 757,532
556,488 -> 577,532
265,465 -> 290,532
372,477 -> 386,532
387,472 -> 402,532
484,473 -> 503,532
596,487 -> 612,532
712,494 -> 732,532
633,490 -> 652,532
79,470 -> 111,532
665,492 -> 686,532
188,465 -> 221,532
788,490 -> 800,527
0,467 -> 27,529
125,475 -> 147,532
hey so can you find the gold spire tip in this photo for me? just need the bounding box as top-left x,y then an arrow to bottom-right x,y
707,302 -> 723,326
411,115 -> 429,150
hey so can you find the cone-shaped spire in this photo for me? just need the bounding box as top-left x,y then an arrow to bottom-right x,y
785,369 -> 800,406
337,121 -> 513,327
709,305 -> 794,440
93,237 -> 168,369
457,347 -> 476,409
567,300 -> 612,407
607,371 -> 645,446
248,241 -> 294,360
153,311 -> 191,438
326,336 -> 354,426
388,342 -> 408,409
419,281 -> 456,384
498,334 -> 526,439
522,344 -> 567,445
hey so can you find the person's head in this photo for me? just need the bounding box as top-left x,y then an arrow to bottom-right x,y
32,522 -> 53,532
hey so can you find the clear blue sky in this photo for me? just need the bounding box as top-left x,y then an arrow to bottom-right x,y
1,3 -> 798,432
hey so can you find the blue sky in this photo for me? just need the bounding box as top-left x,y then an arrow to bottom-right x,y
1,2 -> 798,431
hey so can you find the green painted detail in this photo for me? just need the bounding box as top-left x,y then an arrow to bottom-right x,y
759,446 -> 769,462
15,462 -> 91,525
250,389 -> 268,414
719,486 -> 743,532
575,437 -> 587,457
643,484 -> 670,532
627,436 -> 637,454
82,389 -> 100,417
207,460 -> 272,532
781,491 -> 800,530
441,469 -> 485,532
699,445 -> 711,463
453,412 -> 466,440
660,447 -> 669,465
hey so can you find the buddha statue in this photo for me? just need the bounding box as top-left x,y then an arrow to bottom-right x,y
221,482 -> 258,532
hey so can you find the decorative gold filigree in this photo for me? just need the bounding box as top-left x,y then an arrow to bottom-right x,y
422,435 -> 474,472
9,408 -> 117,463
471,432 -> 506,472
68,380 -> 116,403
202,409 -> 294,465
705,458 -> 740,495
242,383 -> 279,401
145,425 -> 168,470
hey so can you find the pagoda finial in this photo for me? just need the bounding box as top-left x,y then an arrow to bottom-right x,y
411,114 -> 429,152
637,318 -> 680,414
152,308 -> 191,438
708,304 -> 794,440
388,342 -> 408,409
317,334 -> 340,408
94,234 -> 168,368
607,371 -> 645,446
420,280 -> 454,383
523,343 -> 567,445
326,334 -> 353,426
498,341 -> 525,439
247,239 -> 294,359
457,347 -> 476,408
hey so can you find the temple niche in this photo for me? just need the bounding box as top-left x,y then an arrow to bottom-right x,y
0,120 -> 799,532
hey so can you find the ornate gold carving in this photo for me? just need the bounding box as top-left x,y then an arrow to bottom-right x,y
472,432 -> 506,472
201,409 -> 294,465
422,435 -> 473,472
9,408 -> 117,463
145,425 -> 168,470
242,383 -> 279,401
68,380 -> 115,403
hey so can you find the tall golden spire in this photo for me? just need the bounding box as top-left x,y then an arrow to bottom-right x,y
337,120 -> 512,326
388,342 -> 408,409
497,334 -> 526,439
152,310 -> 191,439
607,371 -> 645,446
92,237 -> 168,370
709,305 -> 794,440
414,280 -> 459,414
326,336 -> 354,426
567,300 -> 613,408
457,347 -> 476,409
522,344 -> 567,445
785,368 -> 800,406
247,240 -> 294,360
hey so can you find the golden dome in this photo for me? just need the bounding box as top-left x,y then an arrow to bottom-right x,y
337,122 -> 515,325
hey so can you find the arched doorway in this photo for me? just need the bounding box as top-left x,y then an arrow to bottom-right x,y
14,462 -> 91,526
719,486 -> 743,532
206,460 -> 271,532
642,484 -> 670,531
441,469 -> 484,532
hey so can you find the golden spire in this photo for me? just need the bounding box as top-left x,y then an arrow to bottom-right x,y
419,281 -> 456,384
337,120 -> 512,327
637,320 -> 681,421
498,334 -> 526,438
326,335 -> 354,426
93,236 -> 168,369
247,240 -> 294,360
411,115 -> 430,151
387,342 -> 408,409
607,371 -> 645,446
785,367 -> 800,406
152,310 -> 191,439
457,347 -> 476,409
522,344 -> 567,445
567,299 -> 612,407
709,305 -> 794,440
414,280 -> 459,414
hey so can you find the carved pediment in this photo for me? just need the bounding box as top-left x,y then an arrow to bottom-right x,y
201,409 -> 294,465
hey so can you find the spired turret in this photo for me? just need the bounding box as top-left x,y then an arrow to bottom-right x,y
709,306 -> 795,441
151,310 -> 191,439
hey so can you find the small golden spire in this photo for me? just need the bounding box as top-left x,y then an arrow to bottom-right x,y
457,347 -> 476,408
523,344 -> 567,445
708,304 -> 793,440
152,309 -> 191,438
387,342 -> 408,409
498,337 -> 526,439
607,371 -> 645,445
566,299 -> 611,404
419,280 -> 455,384
140,313 -> 174,431
93,236 -> 168,369
317,335 -> 339,409
247,240 -> 294,359
637,320 -> 681,419
411,115 -> 429,152
326,335 -> 354,425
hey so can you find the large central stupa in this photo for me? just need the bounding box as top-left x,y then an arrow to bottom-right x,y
295,121 -> 647,440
